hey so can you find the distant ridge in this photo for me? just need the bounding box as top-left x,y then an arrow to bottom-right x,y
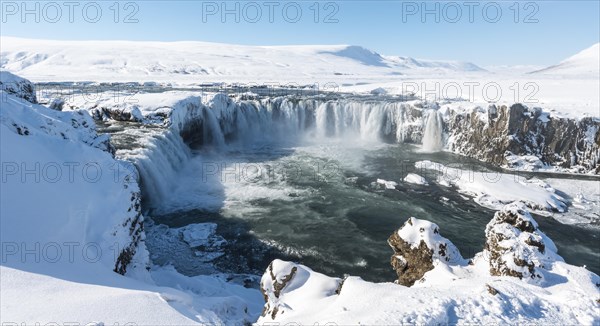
0,37 -> 485,82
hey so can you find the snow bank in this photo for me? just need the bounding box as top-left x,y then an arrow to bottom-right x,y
544,178 -> 600,225
260,259 -> 343,320
415,160 -> 568,214
0,83 -> 261,324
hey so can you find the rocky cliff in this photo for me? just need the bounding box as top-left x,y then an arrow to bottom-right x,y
41,86 -> 599,174
446,103 -> 600,173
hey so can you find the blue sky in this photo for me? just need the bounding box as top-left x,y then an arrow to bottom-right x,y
1,0 -> 598,66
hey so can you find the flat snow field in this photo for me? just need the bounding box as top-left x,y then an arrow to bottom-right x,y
1,37 -> 598,118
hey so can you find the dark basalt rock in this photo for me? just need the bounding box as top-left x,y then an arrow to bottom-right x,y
447,103 -> 600,173
388,233 -> 434,286
388,217 -> 464,286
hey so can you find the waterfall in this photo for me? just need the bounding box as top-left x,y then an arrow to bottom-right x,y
115,129 -> 192,211
125,95 -> 430,209
422,110 -> 444,152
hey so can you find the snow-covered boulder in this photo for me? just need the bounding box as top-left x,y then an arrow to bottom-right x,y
403,173 -> 429,185
0,70 -> 37,103
260,259 -> 343,320
484,203 -> 559,281
376,178 -> 398,189
48,97 -> 65,111
388,217 -> 464,286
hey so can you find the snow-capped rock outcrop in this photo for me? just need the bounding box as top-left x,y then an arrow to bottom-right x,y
260,259 -> 343,320
258,210 -> 600,325
388,217 -> 464,286
484,203 -> 559,281
1,70 -> 37,103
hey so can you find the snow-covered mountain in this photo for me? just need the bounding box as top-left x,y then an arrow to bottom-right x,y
530,43 -> 600,76
0,37 -> 484,83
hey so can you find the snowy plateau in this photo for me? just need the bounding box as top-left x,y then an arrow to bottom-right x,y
0,37 -> 599,325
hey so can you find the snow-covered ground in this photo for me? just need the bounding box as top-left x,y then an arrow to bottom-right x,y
531,43 -> 600,76
1,37 -> 598,118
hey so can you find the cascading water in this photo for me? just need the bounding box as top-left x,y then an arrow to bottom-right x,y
422,110 -> 444,152
120,95 -> 434,212
178,96 -> 427,150
134,130 -> 192,208
100,124 -> 192,211
102,92 -> 600,282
